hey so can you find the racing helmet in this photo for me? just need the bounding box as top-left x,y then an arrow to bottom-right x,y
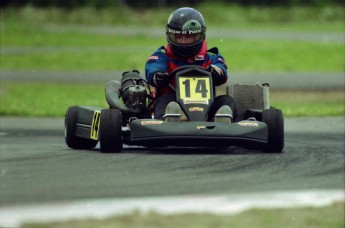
166,7 -> 206,58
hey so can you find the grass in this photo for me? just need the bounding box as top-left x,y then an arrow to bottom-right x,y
272,90 -> 344,116
0,5 -> 344,117
0,82 -> 343,117
1,35 -> 344,72
21,202 -> 344,228
0,83 -> 106,116
1,5 -> 344,72
2,5 -> 344,29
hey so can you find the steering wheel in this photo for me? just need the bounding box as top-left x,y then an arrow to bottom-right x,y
168,65 -> 209,92
169,65 -> 207,77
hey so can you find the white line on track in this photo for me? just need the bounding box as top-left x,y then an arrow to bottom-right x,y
0,190 -> 343,227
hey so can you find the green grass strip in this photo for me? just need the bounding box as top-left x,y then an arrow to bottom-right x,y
1,82 -> 343,117
1,6 -> 344,72
21,202 -> 344,228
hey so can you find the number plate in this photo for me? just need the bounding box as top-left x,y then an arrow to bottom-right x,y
178,76 -> 211,104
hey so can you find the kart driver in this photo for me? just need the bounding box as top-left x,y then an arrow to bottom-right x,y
145,7 -> 237,122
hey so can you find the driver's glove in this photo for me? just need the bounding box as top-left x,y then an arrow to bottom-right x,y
207,65 -> 224,86
153,72 -> 170,88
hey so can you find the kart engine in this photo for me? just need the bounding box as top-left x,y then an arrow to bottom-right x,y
121,70 -> 151,110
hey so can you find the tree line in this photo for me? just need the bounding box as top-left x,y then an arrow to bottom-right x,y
1,0 -> 343,8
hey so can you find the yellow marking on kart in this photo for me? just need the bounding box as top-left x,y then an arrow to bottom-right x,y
189,107 -> 204,112
179,76 -> 211,100
90,110 -> 101,140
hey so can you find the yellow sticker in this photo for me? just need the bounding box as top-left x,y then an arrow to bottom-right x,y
90,110 -> 101,140
178,76 -> 211,100
189,107 -> 204,112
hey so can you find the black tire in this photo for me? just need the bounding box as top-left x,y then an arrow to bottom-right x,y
262,108 -> 284,153
100,109 -> 123,153
65,106 -> 98,149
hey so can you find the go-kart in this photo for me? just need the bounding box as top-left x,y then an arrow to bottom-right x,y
65,65 -> 284,153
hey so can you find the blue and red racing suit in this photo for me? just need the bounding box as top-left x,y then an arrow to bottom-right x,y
145,41 -> 228,95
145,41 -> 236,120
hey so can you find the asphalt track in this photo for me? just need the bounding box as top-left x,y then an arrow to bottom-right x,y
0,68 -> 345,206
0,115 -> 344,207
0,75 -> 344,226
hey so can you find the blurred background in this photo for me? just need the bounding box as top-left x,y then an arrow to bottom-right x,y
0,0 -> 344,116
1,0 -> 344,8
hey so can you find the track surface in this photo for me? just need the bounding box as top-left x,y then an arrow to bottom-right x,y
0,116 -> 344,206
1,29 -> 344,206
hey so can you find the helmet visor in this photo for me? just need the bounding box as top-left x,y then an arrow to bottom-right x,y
168,32 -> 202,45
167,18 -> 205,45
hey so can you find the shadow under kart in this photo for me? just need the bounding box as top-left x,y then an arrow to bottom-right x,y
65,66 -> 284,153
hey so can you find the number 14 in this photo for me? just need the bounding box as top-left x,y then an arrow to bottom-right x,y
180,77 -> 211,99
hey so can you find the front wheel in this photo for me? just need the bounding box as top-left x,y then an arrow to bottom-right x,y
262,108 -> 284,153
100,109 -> 123,153
65,106 -> 98,149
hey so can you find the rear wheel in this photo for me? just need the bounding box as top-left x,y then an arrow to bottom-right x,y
100,109 -> 123,153
65,106 -> 98,149
262,108 -> 284,153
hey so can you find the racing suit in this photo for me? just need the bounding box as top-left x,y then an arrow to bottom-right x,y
145,41 -> 237,120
